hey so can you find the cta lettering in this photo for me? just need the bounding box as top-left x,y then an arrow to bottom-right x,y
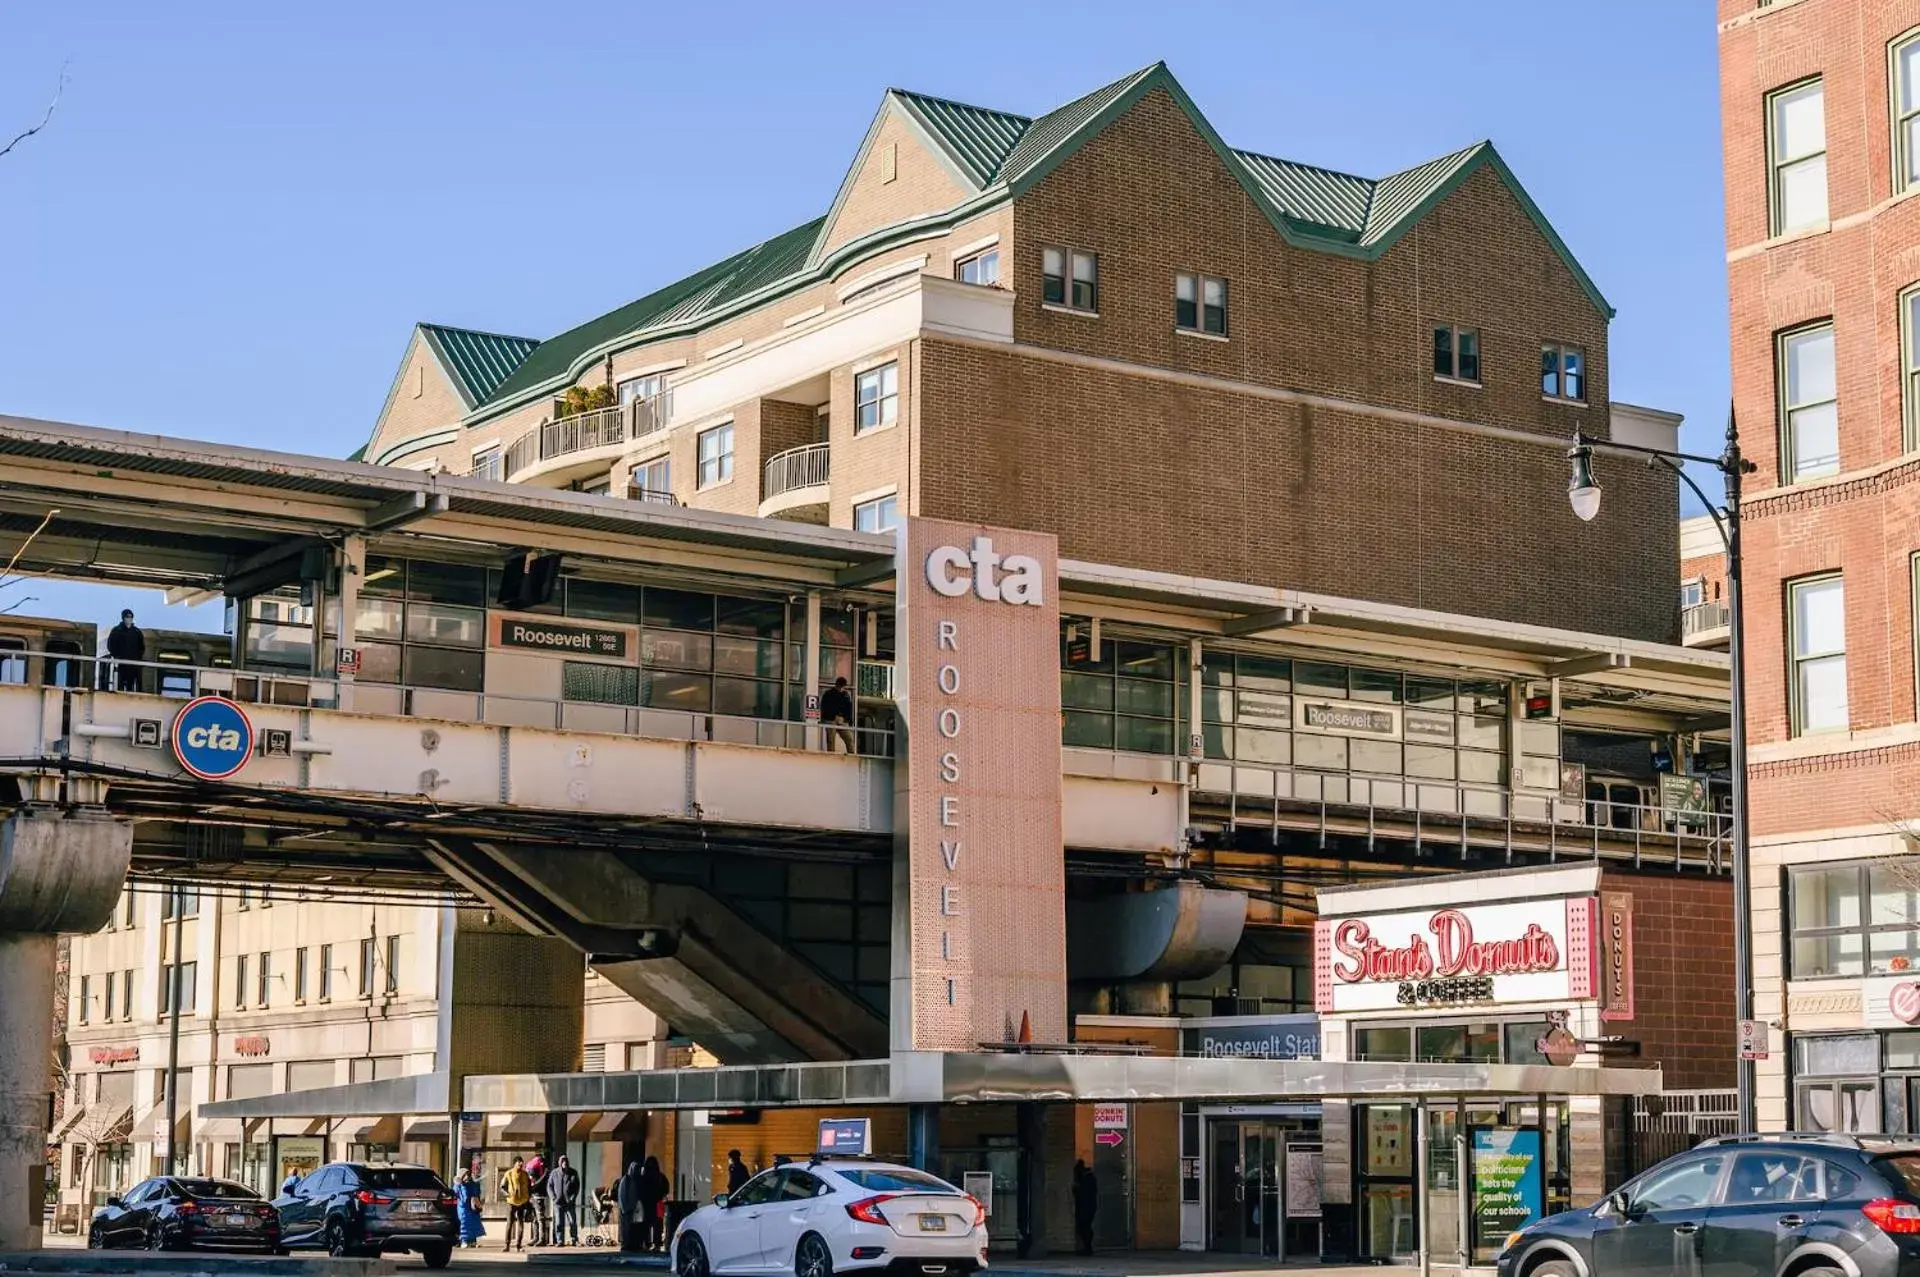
184,724 -> 244,751
1332,909 -> 1560,984
925,536 -> 1044,605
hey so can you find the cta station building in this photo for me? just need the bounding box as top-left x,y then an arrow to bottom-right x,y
16,62 -> 1735,1266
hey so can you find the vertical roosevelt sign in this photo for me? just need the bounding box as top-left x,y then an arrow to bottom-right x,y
892,518 -> 1065,1051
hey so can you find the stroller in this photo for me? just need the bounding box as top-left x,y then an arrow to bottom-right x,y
584,1187 -> 618,1248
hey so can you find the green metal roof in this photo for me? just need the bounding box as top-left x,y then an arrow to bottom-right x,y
420,323 -> 539,410
460,63 -> 1609,425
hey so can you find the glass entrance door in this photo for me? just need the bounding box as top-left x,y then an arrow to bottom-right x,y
1209,1120 -> 1316,1256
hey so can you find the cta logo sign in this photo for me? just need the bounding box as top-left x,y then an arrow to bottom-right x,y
925,536 -> 1045,605
170,695 -> 255,781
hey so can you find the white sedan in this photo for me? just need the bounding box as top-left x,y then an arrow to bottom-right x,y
673,1161 -> 988,1277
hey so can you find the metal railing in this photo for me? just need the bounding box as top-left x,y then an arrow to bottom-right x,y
627,484 -> 679,506
762,442 -> 831,501
27,654 -> 896,758
499,396 -> 673,481
1682,599 -> 1731,642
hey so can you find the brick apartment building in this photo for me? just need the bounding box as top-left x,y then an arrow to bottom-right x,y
360,61 -> 1682,641
1720,0 -> 1920,1130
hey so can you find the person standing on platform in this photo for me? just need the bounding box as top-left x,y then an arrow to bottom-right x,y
616,1162 -> 642,1253
820,676 -> 856,753
548,1154 -> 581,1246
502,1157 -> 532,1252
453,1170 -> 485,1249
638,1155 -> 669,1252
107,609 -> 145,692
527,1150 -> 550,1247
1072,1160 -> 1098,1256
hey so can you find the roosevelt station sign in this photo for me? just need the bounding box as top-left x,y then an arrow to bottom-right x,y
891,518 -> 1065,1052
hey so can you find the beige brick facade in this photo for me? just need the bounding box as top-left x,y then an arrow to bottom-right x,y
820,107 -> 972,258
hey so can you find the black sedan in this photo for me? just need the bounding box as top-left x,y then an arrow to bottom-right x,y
88,1176 -> 282,1252
275,1162 -> 457,1266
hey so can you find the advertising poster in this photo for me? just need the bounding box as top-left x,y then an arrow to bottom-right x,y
1471,1128 -> 1543,1258
274,1136 -> 325,1191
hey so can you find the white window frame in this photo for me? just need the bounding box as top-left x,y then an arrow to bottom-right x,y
1434,325 -> 1482,383
1541,343 -> 1586,402
1903,286 -> 1920,454
1768,78 -> 1829,235
1779,321 -> 1839,482
955,248 -> 1000,287
1043,246 -> 1098,312
853,493 -> 900,534
1680,578 -> 1706,609
697,422 -> 735,488
1895,32 -> 1920,193
469,444 -> 502,483
1789,574 -> 1848,736
631,454 -> 671,497
855,362 -> 899,434
617,373 -> 666,405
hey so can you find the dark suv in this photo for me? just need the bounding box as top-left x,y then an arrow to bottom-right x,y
1498,1135 -> 1920,1277
274,1162 -> 457,1267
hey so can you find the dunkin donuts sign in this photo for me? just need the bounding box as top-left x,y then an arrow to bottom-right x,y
1315,897 -> 1600,1013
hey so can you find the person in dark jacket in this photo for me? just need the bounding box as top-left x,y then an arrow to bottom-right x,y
820,676 -> 855,753
616,1162 -> 642,1252
726,1149 -> 751,1194
637,1156 -> 669,1252
548,1154 -> 581,1246
106,610 -> 144,692
1072,1160 -> 1098,1256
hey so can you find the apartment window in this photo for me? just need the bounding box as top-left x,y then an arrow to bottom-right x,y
1769,79 -> 1829,234
1789,574 -> 1849,735
855,363 -> 898,433
1790,862 -> 1920,977
1897,35 -> 1920,192
161,887 -> 199,920
235,887 -> 249,911
1680,579 -> 1706,608
359,938 -> 376,998
618,373 -> 666,405
257,951 -> 271,1008
1541,344 -> 1586,402
955,250 -> 999,286
103,971 -> 115,1021
696,423 -> 734,488
1042,246 -> 1098,311
294,947 -> 309,1003
470,445 -> 502,484
853,494 -> 899,534
384,936 -> 400,996
234,954 -> 248,1010
121,969 -> 134,1021
318,943 -> 333,1002
631,455 -> 670,499
1434,326 -> 1481,383
159,961 -> 197,1016
122,890 -> 135,928
78,974 -> 90,1025
1780,323 -> 1839,481
1904,288 -> 1920,453
1175,273 -> 1228,336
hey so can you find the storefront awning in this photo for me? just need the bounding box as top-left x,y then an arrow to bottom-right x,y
344,1115 -> 401,1145
132,1104 -> 189,1146
586,1111 -> 647,1140
492,1113 -> 545,1140
50,1105 -> 90,1142
404,1118 -> 449,1141
200,1072 -> 449,1121
194,1117 -> 244,1145
465,1051 -> 1664,1114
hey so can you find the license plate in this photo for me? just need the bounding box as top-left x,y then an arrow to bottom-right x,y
917,1216 -> 948,1232
405,1201 -> 432,1214
224,1214 -> 251,1228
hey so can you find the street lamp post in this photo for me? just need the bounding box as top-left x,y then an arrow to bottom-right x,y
1566,409 -> 1758,1133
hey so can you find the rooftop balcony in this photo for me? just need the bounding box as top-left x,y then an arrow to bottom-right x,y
1681,600 -> 1730,649
759,442 -> 830,522
501,397 -> 670,485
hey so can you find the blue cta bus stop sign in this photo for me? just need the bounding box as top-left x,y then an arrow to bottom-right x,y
170,695 -> 256,781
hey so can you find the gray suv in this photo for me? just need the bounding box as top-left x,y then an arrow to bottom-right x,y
1499,1135 -> 1920,1277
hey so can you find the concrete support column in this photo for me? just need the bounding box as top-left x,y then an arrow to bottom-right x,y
0,933 -> 56,1251
907,1104 -> 940,1173
803,591 -> 822,751
1015,1102 -> 1048,1258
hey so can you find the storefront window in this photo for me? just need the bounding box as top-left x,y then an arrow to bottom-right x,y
1789,861 -> 1920,978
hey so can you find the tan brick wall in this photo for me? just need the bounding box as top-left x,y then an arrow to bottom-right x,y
821,108 -> 971,258
366,332 -> 469,465
681,400 -> 760,518
827,347 -> 913,526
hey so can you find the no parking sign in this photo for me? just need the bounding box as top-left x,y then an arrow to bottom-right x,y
170,696 -> 255,781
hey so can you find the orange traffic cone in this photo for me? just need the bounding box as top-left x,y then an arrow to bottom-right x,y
1017,1010 -> 1032,1044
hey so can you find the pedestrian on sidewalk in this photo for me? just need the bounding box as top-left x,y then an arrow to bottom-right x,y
726,1149 -> 751,1194
501,1156 -> 532,1252
1072,1160 -> 1098,1256
616,1162 -> 642,1253
548,1154 -> 581,1246
453,1169 -> 485,1249
638,1155 -> 669,1252
528,1150 -> 551,1247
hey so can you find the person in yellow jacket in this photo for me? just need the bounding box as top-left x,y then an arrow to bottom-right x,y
500,1157 -> 533,1252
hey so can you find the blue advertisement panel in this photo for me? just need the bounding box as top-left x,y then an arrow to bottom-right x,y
1471,1127 -> 1543,1259
817,1117 -> 871,1156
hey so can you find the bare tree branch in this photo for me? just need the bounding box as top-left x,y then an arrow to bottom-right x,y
0,63 -> 68,161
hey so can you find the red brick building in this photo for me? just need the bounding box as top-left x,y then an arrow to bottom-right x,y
1720,0 -> 1920,1130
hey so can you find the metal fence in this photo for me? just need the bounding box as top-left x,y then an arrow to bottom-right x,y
1626,1089 -> 1739,1178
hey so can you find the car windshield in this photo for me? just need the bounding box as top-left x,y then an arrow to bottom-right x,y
359,1168 -> 445,1191
1874,1155 -> 1920,1196
176,1180 -> 259,1200
835,1168 -> 958,1193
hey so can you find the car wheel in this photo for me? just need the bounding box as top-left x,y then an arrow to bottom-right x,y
421,1243 -> 453,1269
795,1233 -> 833,1277
326,1218 -> 352,1258
678,1233 -> 709,1277
145,1225 -> 168,1252
86,1224 -> 103,1249
1532,1262 -> 1578,1277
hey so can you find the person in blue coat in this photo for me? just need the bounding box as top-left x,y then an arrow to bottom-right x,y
454,1169 -> 486,1248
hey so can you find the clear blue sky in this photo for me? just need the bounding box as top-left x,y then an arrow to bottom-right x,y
0,1 -> 1727,631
